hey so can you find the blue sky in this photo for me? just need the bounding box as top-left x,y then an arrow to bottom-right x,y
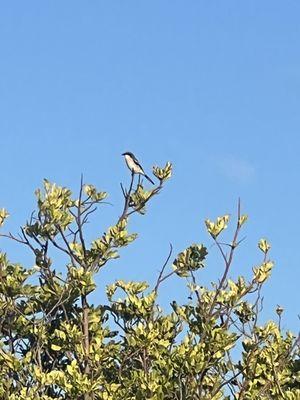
0,2 -> 299,333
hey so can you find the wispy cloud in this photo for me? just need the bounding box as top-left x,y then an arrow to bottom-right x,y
216,155 -> 256,183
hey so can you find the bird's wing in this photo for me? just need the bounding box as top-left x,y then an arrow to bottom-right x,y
132,153 -> 145,172
131,152 -> 141,165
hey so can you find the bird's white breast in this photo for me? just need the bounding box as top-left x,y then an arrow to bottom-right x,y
124,154 -> 143,174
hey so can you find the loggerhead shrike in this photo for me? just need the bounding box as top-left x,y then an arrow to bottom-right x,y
122,151 -> 155,185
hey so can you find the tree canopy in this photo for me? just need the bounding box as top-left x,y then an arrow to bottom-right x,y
0,163 -> 299,400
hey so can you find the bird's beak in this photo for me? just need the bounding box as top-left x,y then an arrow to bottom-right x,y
121,153 -> 125,156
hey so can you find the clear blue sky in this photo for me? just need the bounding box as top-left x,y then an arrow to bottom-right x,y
0,2 -> 299,333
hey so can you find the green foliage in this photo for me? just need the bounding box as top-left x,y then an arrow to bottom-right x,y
258,238 -> 271,254
130,185 -> 152,215
153,162 -> 172,182
205,214 -> 230,239
0,165 -> 299,400
173,244 -> 207,277
0,208 -> 9,227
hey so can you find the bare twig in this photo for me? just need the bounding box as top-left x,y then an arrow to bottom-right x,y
153,243 -> 173,295
77,174 -> 87,262
119,172 -> 135,222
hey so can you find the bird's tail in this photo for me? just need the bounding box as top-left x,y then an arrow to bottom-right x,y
144,174 -> 155,185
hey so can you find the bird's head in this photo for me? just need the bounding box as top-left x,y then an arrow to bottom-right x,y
122,151 -> 134,157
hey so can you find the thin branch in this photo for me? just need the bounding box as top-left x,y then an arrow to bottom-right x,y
82,207 -> 97,225
57,226 -> 82,265
154,243 -> 173,295
120,183 -> 126,198
77,174 -> 87,263
47,235 -> 77,267
218,198 -> 242,290
118,172 -> 135,222
209,199 -> 243,318
189,270 -> 201,305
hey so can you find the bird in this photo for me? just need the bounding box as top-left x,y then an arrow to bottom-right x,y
122,151 -> 155,185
